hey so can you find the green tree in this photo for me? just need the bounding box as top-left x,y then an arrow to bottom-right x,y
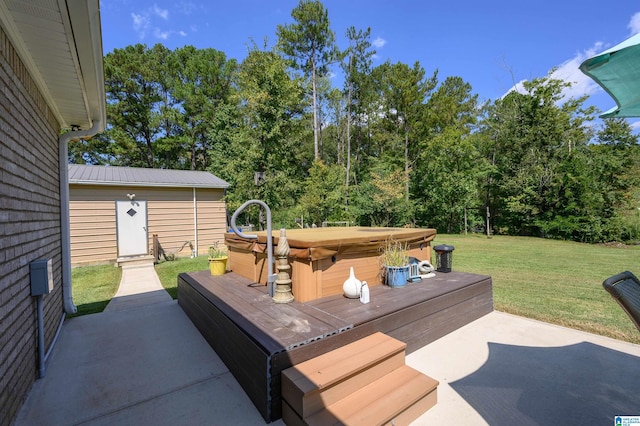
414,76 -> 481,232
102,44 -> 171,167
342,26 -> 375,204
351,160 -> 414,227
98,44 -> 237,170
591,118 -> 640,241
478,75 -> 596,238
212,42 -> 306,218
298,161 -> 346,225
277,0 -> 339,161
323,87 -> 347,165
169,46 -> 237,170
371,61 -> 437,202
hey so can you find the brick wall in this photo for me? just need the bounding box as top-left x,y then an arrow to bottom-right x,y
0,27 -> 63,426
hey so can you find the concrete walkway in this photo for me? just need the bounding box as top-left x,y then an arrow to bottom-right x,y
104,262 -> 172,312
14,264 -> 640,425
15,263 -> 280,426
409,313 -> 640,425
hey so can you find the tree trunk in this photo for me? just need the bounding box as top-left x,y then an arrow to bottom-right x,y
145,133 -> 154,167
312,66 -> 319,161
404,127 -> 410,201
346,62 -> 352,208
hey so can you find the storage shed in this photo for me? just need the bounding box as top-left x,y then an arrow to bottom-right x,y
69,164 -> 230,265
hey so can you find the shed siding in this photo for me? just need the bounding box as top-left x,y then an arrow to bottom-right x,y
69,199 -> 117,265
0,27 -> 64,426
69,185 -> 226,265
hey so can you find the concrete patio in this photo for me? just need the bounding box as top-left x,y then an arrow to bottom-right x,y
15,265 -> 640,425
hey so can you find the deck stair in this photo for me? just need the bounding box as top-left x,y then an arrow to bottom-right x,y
281,332 -> 438,425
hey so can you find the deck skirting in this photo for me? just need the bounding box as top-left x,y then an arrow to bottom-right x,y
178,270 -> 492,423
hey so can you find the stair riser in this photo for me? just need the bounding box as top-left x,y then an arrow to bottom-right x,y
284,334 -> 406,392
282,333 -> 407,418
383,390 -> 437,426
302,389 -> 438,426
281,333 -> 439,426
304,366 -> 438,426
301,351 -> 406,417
282,400 -> 307,426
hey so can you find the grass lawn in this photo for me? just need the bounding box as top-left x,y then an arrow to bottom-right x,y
71,235 -> 640,344
433,234 -> 640,344
155,256 -> 209,299
70,264 -> 122,317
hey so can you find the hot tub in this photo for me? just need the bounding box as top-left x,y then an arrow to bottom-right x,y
225,227 -> 436,302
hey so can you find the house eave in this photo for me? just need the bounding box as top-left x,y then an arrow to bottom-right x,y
0,0 -> 106,131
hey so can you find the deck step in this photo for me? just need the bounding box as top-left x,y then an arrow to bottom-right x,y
283,365 -> 438,426
281,332 -> 438,426
116,255 -> 155,268
281,332 -> 407,418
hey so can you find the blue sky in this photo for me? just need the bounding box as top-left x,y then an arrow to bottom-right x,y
100,1 -> 640,122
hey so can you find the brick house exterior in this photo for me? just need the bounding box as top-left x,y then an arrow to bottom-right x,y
0,2 -> 105,425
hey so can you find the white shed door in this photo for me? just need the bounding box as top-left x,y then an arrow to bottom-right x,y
116,200 -> 148,257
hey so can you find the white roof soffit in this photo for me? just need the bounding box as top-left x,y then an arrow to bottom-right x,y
0,0 -> 105,131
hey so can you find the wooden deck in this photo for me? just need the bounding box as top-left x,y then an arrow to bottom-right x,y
178,270 -> 493,423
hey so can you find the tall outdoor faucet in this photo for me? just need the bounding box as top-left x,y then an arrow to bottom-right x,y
230,200 -> 277,297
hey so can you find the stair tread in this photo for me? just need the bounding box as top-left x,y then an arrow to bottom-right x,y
282,332 -> 406,393
305,365 -> 439,426
285,351 -> 406,418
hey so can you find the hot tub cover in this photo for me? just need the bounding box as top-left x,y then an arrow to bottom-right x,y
225,227 -> 436,261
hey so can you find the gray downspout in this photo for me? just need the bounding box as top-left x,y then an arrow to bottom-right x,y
58,121 -> 102,314
37,295 -> 45,378
193,188 -> 198,257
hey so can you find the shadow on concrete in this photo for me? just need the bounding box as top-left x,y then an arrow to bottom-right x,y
450,341 -> 640,425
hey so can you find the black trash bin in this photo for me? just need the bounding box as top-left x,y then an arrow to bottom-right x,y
433,244 -> 455,273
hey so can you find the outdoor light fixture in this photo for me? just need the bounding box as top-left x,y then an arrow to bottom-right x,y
254,171 -> 266,185
127,193 -> 136,200
434,244 -> 455,273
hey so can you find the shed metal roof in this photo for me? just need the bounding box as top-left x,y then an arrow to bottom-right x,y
69,164 -> 230,189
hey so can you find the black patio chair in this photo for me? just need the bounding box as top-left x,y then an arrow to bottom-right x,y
602,271 -> 640,332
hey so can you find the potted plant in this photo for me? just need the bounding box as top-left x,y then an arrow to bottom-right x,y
208,242 -> 228,276
381,241 -> 410,287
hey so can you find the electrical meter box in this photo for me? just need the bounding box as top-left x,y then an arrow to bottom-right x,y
30,259 -> 54,296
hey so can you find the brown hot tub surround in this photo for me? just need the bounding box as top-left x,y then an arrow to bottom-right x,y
224,227 -> 436,302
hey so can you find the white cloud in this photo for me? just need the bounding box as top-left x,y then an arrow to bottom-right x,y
501,43 -> 606,101
178,1 -> 197,15
131,12 -> 150,39
153,28 -> 188,40
131,5 -> 186,41
153,4 -> 169,20
502,79 -> 527,98
628,12 -> 640,35
154,29 -> 169,40
551,42 -> 605,100
372,37 -> 386,49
